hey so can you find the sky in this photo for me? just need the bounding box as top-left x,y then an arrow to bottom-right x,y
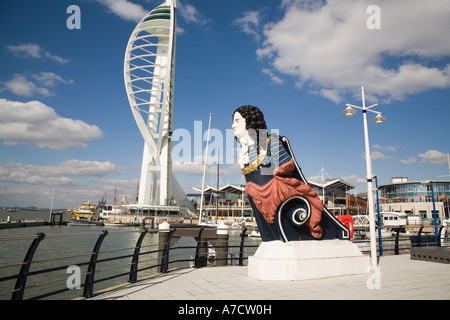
0,0 -> 449,209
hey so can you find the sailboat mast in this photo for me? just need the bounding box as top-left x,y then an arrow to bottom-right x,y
199,113 -> 212,224
48,188 -> 54,222
216,149 -> 220,221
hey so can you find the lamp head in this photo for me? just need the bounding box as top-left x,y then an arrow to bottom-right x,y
373,113 -> 386,124
342,105 -> 356,117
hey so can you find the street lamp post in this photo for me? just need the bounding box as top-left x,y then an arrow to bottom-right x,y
428,181 -> 439,246
343,86 -> 386,272
374,176 -> 383,256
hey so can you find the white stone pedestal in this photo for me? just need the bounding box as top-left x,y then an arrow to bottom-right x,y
248,240 -> 370,281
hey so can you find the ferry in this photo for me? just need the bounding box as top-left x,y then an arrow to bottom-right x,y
100,194 -> 129,220
100,204 -> 126,219
69,201 -> 99,226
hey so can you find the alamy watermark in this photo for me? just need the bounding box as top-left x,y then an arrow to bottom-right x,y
171,121 -> 279,167
366,5 -> 381,30
66,265 -> 81,290
67,5 -> 81,30
366,266 -> 381,289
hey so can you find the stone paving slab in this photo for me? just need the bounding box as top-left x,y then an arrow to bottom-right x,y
91,254 -> 449,301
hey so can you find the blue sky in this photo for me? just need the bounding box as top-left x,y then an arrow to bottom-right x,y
0,0 -> 449,209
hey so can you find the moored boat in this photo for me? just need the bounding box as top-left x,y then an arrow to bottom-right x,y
380,212 -> 407,228
249,229 -> 261,238
103,221 -> 128,227
69,201 -> 100,225
68,219 -> 96,226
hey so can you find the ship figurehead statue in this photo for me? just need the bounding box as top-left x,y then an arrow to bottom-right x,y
233,105 -> 350,242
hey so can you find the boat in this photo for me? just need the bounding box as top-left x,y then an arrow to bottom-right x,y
69,201 -> 99,225
103,221 -> 128,227
380,212 -> 407,228
100,204 -> 127,219
249,229 -> 261,238
100,192 -> 128,219
21,206 -> 38,211
68,219 -> 96,226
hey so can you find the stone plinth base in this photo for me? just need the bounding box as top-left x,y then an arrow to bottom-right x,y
248,239 -> 370,281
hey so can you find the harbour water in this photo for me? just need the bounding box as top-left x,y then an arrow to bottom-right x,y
0,210 -> 426,300
0,209 -> 261,300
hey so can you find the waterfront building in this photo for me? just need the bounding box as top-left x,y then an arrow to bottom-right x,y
191,179 -> 366,219
191,185 -> 252,220
378,177 -> 450,221
308,179 -> 366,216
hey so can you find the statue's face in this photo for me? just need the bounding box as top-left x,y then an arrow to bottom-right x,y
232,112 -> 247,139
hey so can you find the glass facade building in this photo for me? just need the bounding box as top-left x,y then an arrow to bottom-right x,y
379,179 -> 450,220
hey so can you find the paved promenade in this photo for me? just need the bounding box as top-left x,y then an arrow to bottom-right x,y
92,254 -> 449,300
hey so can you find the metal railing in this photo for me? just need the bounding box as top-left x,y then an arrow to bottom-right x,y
354,226 -> 449,255
1,225 -> 447,300
0,226 -> 258,300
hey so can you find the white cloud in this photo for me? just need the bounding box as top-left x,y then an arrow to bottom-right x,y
4,74 -> 51,97
0,99 -> 103,149
178,0 -> 209,25
0,161 -> 129,208
399,156 -> 418,165
95,0 -> 209,27
95,0 -> 147,22
7,43 -> 69,64
361,151 -> 391,160
262,68 -> 284,85
342,174 -> 366,185
32,72 -> 74,87
0,163 -> 75,186
418,150 -> 448,165
43,160 -> 120,177
256,0 -> 450,102
373,144 -> 397,152
96,178 -> 137,190
3,72 -> 73,97
234,10 -> 262,41
317,88 -> 342,104
0,161 -> 122,197
371,151 -> 391,160
0,160 -> 119,181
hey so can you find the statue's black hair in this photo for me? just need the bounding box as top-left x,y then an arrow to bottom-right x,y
233,105 -> 268,153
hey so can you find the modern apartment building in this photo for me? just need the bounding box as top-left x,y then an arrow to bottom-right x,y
378,177 -> 450,221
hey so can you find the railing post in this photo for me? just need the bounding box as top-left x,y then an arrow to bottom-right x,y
239,228 -> 247,266
160,228 -> 176,273
394,228 -> 400,255
158,222 -> 171,272
438,225 -> 445,247
129,229 -> 148,283
216,221 -> 229,266
417,226 -> 424,247
12,233 -> 45,300
194,227 -> 205,268
82,230 -> 108,298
